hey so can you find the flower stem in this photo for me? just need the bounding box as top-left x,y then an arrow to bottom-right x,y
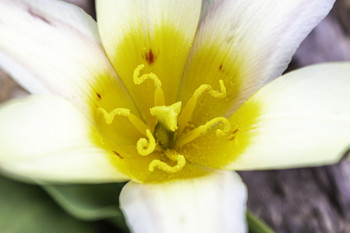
247,210 -> 275,233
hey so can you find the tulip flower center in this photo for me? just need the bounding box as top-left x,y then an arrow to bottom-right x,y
97,64 -> 232,181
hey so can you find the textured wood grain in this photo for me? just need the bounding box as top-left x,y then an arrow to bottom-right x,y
240,163 -> 350,233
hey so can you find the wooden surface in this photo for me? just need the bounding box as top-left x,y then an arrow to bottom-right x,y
1,1 -> 350,232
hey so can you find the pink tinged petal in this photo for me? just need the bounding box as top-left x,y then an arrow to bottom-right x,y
0,0 -> 137,119
179,0 -> 335,125
120,171 -> 247,233
0,95 -> 128,183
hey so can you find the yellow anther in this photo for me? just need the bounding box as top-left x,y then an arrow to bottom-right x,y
98,107 -> 148,135
177,117 -> 231,147
137,129 -> 156,156
133,64 -> 165,106
148,150 -> 186,173
178,80 -> 226,134
98,108 -> 130,124
133,64 -> 162,88
193,79 -> 226,99
150,102 -> 182,132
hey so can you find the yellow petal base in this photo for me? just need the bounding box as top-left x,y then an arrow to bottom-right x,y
92,28 -> 259,183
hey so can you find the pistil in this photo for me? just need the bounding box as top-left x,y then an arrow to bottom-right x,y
150,102 -> 182,132
153,122 -> 175,149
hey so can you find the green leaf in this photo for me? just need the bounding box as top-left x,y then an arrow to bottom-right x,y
247,210 -> 275,233
43,182 -> 129,231
0,175 -> 96,233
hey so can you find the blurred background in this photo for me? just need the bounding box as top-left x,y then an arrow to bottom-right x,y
0,0 -> 349,232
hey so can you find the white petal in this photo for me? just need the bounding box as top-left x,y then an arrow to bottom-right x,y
96,0 -> 201,123
178,63 -> 350,170
120,171 -> 247,233
0,95 -> 128,183
0,0 -> 136,118
228,63 -> 350,170
179,0 -> 335,125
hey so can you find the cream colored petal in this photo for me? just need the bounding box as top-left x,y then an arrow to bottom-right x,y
180,63 -> 350,170
0,0 -> 137,120
179,0 -> 335,126
0,95 -> 129,183
96,0 -> 201,124
120,171 -> 247,233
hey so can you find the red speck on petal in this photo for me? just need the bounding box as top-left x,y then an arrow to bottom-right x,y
113,151 -> 124,159
229,129 -> 239,141
144,49 -> 156,65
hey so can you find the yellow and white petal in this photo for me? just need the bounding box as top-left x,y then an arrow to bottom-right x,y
120,171 -> 247,233
180,63 -> 350,170
0,95 -> 129,183
179,0 -> 335,126
96,0 -> 201,123
0,0 -> 137,120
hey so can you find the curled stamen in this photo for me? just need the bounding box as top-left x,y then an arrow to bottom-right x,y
98,108 -> 129,124
177,117 -> 231,147
98,107 -> 148,135
178,80 -> 226,134
133,64 -> 162,88
148,150 -> 186,173
137,129 -> 156,156
193,79 -> 226,99
133,64 -> 165,106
